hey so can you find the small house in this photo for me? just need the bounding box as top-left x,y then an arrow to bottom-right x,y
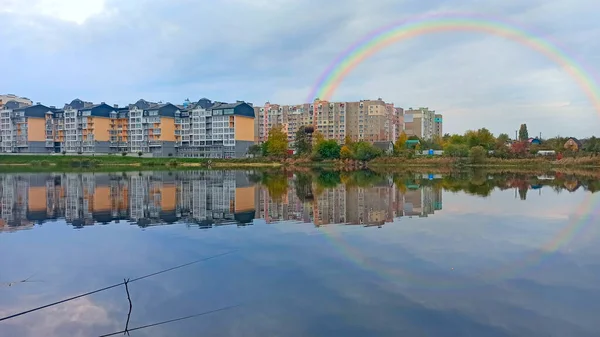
564,137 -> 582,152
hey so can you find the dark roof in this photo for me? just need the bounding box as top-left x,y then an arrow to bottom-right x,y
79,103 -> 117,117
209,101 -> 255,118
3,100 -> 25,109
195,98 -> 214,109
133,99 -> 154,110
147,103 -> 179,117
66,99 -> 94,110
13,104 -> 55,118
234,211 -> 255,224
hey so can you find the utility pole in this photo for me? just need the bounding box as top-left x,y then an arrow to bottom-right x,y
515,130 -> 518,141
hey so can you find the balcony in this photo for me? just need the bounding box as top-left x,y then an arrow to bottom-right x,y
148,141 -> 162,147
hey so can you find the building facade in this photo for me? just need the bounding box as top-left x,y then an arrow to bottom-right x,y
1,104 -> 56,153
0,98 -> 255,157
0,94 -> 33,109
403,107 -> 442,140
176,101 -> 256,158
254,98 -> 402,146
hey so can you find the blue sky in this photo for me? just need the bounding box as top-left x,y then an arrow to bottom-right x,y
1,0 -> 599,136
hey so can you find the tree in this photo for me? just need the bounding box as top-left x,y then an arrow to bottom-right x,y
248,144 -> 262,157
294,126 -> 312,156
138,151 -> 143,157
313,140 -> 341,160
510,141 -> 528,157
354,141 -> 382,161
496,133 -> 510,145
519,124 -> 529,141
340,145 -> 353,159
394,132 -> 408,154
469,146 -> 487,164
343,135 -> 354,147
444,144 -> 469,157
264,126 -> 288,157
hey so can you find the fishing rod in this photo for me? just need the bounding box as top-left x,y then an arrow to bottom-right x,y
0,250 -> 236,322
97,304 -> 242,337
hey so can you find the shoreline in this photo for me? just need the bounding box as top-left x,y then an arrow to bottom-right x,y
0,155 -> 599,172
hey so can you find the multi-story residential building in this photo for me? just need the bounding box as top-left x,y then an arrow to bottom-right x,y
0,97 -> 255,157
56,99 -> 117,153
403,107 -> 442,140
176,100 -> 256,158
255,98 -> 401,146
0,103 -> 56,153
434,114 -> 443,138
0,94 -> 33,109
125,100 -> 179,156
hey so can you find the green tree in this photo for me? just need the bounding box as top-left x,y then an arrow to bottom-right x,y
444,143 -> 469,157
264,126 -> 288,157
519,124 -> 529,141
314,140 -> 341,160
354,141 -> 382,161
469,145 -> 487,164
496,133 -> 510,144
394,132 -> 408,154
294,126 -> 312,156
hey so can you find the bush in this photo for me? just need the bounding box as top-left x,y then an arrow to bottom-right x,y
168,153 -> 173,157
444,144 -> 469,157
167,159 -> 178,167
40,160 -> 50,167
31,160 -> 41,166
122,152 -> 127,156
138,151 -> 143,157
469,146 -> 487,164
354,142 -> 382,161
77,151 -> 83,155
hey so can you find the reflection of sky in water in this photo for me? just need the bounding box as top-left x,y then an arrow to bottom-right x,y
1,187 -> 599,336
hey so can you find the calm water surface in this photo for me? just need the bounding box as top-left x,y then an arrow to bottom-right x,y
0,170 -> 599,337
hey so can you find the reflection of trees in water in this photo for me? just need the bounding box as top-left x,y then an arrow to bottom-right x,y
254,169 -> 596,201
294,173 -> 313,202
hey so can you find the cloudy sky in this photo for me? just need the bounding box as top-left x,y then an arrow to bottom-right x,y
1,0 -> 599,136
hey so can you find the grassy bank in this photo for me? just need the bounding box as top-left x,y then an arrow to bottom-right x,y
0,155 -> 283,171
368,156 -> 600,169
1,154 -> 600,172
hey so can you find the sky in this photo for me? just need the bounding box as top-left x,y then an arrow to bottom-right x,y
1,0 -> 599,136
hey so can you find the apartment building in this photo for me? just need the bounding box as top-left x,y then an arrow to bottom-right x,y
0,94 -> 33,109
176,100 -> 255,158
0,103 -> 56,153
0,97 -> 256,157
56,99 -> 116,153
255,98 -> 401,145
125,100 -> 179,156
403,107 -> 442,140
434,114 -> 443,138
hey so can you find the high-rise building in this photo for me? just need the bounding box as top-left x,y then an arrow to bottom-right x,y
434,114 -> 443,138
255,98 -> 401,145
403,107 -> 442,140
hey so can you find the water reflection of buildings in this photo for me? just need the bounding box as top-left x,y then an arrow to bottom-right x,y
0,172 -> 256,231
257,176 -> 442,227
0,172 -> 443,232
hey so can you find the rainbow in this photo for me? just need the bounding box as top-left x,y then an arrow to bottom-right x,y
307,12 -> 600,114
303,13 -> 600,288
